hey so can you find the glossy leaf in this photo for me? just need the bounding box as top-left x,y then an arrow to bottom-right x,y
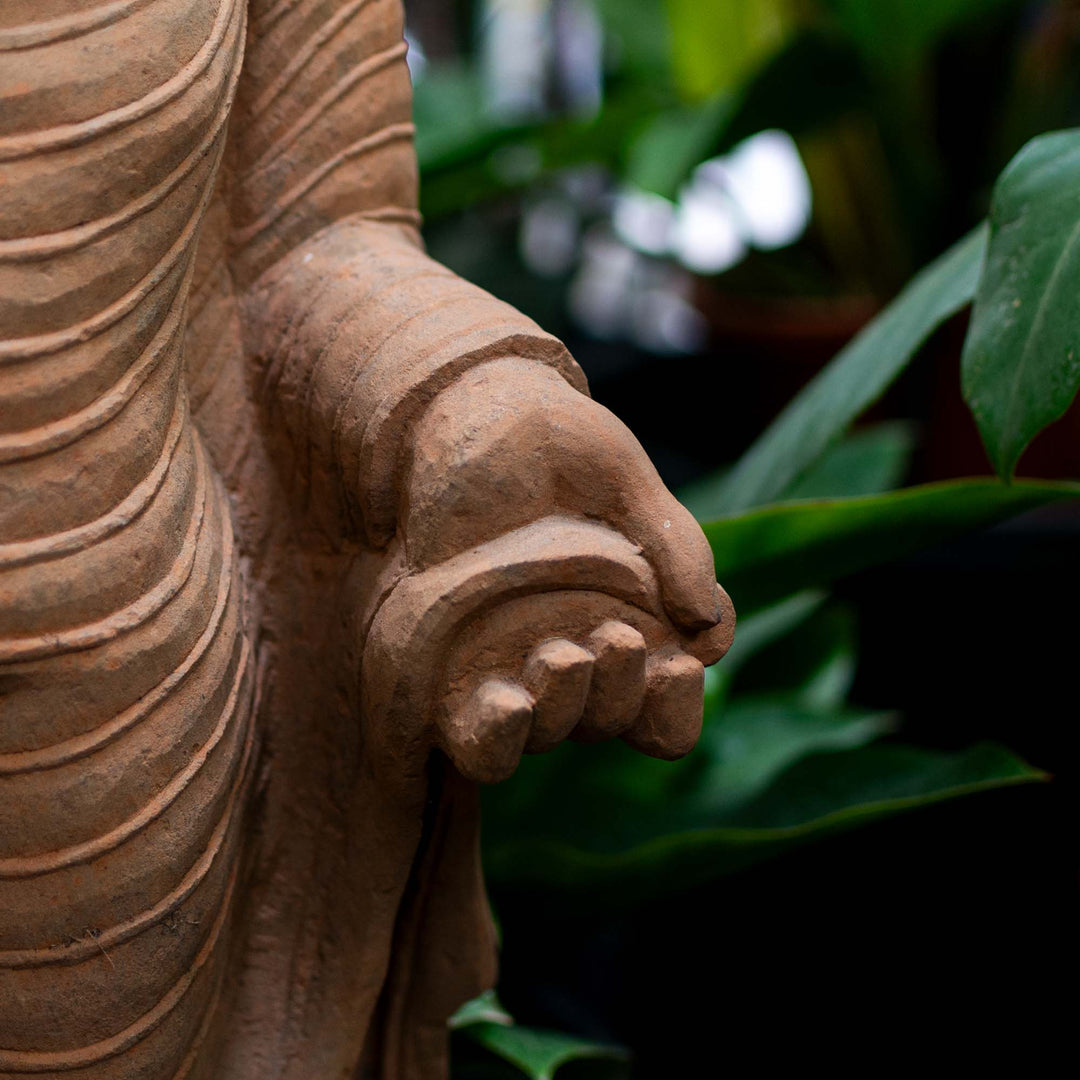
483,568 -> 1046,905
705,478 -> 1080,612
962,129 -> 1080,478
715,225 -> 987,514
483,595 -> 1018,903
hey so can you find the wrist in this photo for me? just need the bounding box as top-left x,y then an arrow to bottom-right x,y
243,218 -> 588,548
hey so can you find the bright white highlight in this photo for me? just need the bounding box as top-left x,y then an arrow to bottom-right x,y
612,128 -> 812,274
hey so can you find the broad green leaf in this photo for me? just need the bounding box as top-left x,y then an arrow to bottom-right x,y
464,1024 -> 628,1080
691,698 -> 895,815
715,225 -> 987,514
780,421 -> 915,500
962,129 -> 1080,478
666,0 -> 790,101
679,421 -> 916,521
728,742 -> 1041,828
705,478 -> 1080,612
482,741 -> 1043,901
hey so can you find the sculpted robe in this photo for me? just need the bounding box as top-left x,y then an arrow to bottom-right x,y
0,2 -> 732,1077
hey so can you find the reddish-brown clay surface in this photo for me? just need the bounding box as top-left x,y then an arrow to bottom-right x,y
0,2 -> 734,1077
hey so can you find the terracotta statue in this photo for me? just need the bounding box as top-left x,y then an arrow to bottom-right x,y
0,2 -> 734,1077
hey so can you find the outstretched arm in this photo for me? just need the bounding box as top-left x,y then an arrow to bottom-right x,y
228,0 -> 733,777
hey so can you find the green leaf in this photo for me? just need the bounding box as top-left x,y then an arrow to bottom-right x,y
705,477 -> 1080,612
780,421 -> 916,500
691,698 -> 895,815
452,993 -> 627,1080
483,593 -> 1020,906
962,129 -> 1080,478
483,741 -> 1043,902
679,421 -> 916,522
728,742 -> 1042,829
464,1024 -> 628,1080
715,225 -> 987,514
482,566 -> 1047,905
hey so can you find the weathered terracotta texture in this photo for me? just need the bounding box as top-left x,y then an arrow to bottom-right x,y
0,2 -> 734,1077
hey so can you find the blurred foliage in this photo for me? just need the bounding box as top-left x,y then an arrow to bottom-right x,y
665,0 -> 792,100
415,3 -> 1080,1076
414,0 -> 1080,292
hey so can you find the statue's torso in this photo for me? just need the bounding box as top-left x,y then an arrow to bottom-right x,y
0,3 -> 256,1077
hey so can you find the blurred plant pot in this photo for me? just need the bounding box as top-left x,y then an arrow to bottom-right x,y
695,283 -> 879,443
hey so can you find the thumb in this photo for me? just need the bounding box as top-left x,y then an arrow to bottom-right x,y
626,485 -> 725,633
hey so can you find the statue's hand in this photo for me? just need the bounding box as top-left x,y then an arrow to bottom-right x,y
244,223 -> 732,781
360,357 -> 733,783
